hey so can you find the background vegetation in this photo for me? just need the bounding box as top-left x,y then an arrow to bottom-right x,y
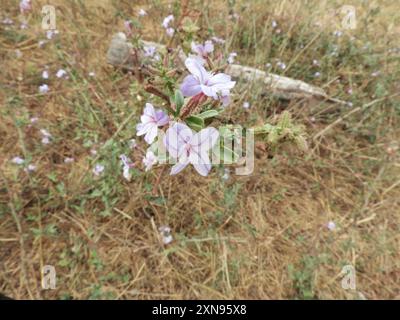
1,0 -> 399,299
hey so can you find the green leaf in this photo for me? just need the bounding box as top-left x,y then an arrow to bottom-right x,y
196,109 -> 219,120
174,89 -> 184,115
186,116 -> 204,131
181,17 -> 200,33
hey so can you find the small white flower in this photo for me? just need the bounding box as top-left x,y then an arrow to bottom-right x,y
314,72 -> 321,78
312,59 -> 319,66
42,70 -> 49,79
12,156 -> 25,165
20,22 -> 28,29
327,221 -> 336,231
371,71 -> 380,77
40,129 -> 51,137
88,71 -> 96,77
230,13 -> 239,20
2,18 -> 13,25
120,154 -> 134,181
40,129 -> 52,145
38,40 -> 46,48
56,69 -> 67,78
276,61 -> 286,70
333,30 -> 342,37
20,0 -> 31,14
243,101 -> 250,109
129,139 -> 137,149
211,36 -> 225,44
143,45 -> 157,58
271,20 -> 277,28
64,157 -> 74,163
138,9 -> 147,16
162,15 -> 174,28
46,29 -> 59,40
90,149 -> 97,156
227,52 -> 237,64
30,117 -> 39,123
93,164 -> 105,176
265,63 -> 272,68
41,137 -> 50,144
143,150 -> 157,172
166,27 -> 174,37
39,84 -> 49,93
24,164 -> 36,172
159,226 -> 173,245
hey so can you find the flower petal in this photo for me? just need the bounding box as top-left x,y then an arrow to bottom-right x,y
189,150 -> 212,176
185,57 -> 209,84
208,73 -> 231,86
170,160 -> 189,175
164,123 -> 193,158
143,103 -> 156,117
204,40 -> 214,53
180,75 -> 202,97
155,110 -> 169,126
136,122 -> 153,136
144,124 -> 158,144
191,127 -> 219,151
200,84 -> 217,98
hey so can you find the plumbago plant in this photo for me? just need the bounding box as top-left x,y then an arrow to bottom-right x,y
121,11 -> 307,177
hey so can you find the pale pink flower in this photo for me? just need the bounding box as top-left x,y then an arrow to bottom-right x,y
211,36 -> 225,44
191,40 -> 214,58
24,164 -> 36,172
143,45 -> 156,57
39,84 -> 49,93
120,154 -> 134,181
164,123 -> 219,176
227,52 -> 237,64
136,103 -> 169,144
138,9 -> 147,17
124,20 -> 133,36
2,18 -> 13,25
162,15 -> 174,28
277,61 -> 286,70
180,57 -> 235,101
159,226 -> 173,244
46,29 -> 59,39
93,164 -> 105,176
12,156 -> 25,165
129,139 -> 137,149
143,150 -> 157,171
327,221 -> 336,231
20,0 -> 31,14
56,69 -> 67,78
64,157 -> 74,163
166,27 -> 174,37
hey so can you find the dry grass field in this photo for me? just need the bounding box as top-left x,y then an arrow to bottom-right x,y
1,0 -> 399,299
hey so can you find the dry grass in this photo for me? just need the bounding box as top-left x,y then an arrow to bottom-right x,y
1,0 -> 399,299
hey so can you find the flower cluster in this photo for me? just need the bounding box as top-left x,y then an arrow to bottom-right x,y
134,52 -> 236,176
